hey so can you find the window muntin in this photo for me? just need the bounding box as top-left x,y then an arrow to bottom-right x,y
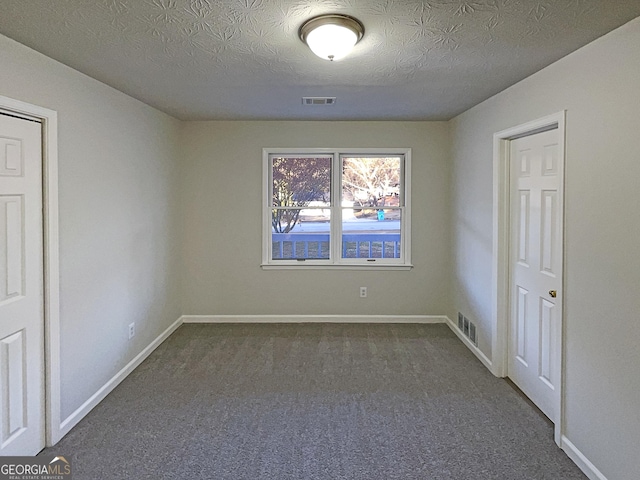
264,149 -> 411,268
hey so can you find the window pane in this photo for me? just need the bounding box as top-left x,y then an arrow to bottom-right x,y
342,208 -> 401,259
272,156 -> 331,209
272,208 -> 330,260
341,156 -> 401,207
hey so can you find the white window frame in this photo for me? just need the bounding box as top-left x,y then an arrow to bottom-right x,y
262,148 -> 412,270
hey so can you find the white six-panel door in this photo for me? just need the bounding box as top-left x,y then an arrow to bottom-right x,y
508,128 -> 562,420
0,113 -> 45,455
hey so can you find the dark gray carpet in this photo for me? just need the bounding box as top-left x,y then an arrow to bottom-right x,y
41,324 -> 586,479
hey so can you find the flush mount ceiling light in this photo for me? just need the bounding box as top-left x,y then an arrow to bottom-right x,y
299,14 -> 365,61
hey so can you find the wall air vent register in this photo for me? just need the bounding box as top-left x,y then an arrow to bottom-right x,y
302,97 -> 336,105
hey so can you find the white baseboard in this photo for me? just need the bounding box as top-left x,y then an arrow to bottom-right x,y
561,436 -> 608,480
445,318 -> 608,480
52,312 -> 607,480
445,316 -> 493,371
58,316 -> 183,437
181,314 -> 448,324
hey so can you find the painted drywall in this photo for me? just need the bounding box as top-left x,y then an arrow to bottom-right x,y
0,34 -> 182,421
180,121 -> 450,317
450,17 -> 640,479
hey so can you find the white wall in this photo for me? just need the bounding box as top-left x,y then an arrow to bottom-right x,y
0,34 -> 182,422
451,17 -> 640,479
180,121 -> 451,317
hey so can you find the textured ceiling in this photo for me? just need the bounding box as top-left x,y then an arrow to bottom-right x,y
1,1 -> 639,120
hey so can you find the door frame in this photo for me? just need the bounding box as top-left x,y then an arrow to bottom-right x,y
491,111 -> 566,445
0,95 -> 62,447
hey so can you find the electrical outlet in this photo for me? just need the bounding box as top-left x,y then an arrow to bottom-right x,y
359,287 -> 367,298
128,322 -> 135,340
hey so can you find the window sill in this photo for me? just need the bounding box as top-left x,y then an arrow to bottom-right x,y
260,264 -> 413,271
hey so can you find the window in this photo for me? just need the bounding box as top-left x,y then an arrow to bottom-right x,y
262,148 -> 411,269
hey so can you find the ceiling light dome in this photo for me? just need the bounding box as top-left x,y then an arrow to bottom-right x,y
299,14 -> 365,61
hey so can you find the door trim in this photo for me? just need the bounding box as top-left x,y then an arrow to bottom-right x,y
491,111 -> 566,446
0,95 -> 61,446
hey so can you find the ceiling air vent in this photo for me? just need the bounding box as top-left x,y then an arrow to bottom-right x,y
302,97 -> 336,105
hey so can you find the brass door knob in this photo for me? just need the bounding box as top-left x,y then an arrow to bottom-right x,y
549,290 -> 557,298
